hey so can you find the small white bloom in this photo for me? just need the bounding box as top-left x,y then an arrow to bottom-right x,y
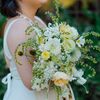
41,83 -> 48,89
73,68 -> 87,85
44,62 -> 57,80
38,44 -> 45,51
44,29 -> 52,37
73,69 -> 84,77
76,36 -> 85,47
44,23 -> 60,38
32,78 -> 42,91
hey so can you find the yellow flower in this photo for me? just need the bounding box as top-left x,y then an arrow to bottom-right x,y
54,79 -> 68,87
52,72 -> 69,87
41,51 -> 50,60
38,36 -> 44,44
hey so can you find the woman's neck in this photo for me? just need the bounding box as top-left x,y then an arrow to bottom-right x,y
18,5 -> 39,21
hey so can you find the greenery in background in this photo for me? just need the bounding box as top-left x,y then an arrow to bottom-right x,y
0,38 -> 9,100
73,32 -> 100,100
0,13 -> 6,34
0,0 -> 100,100
59,1 -> 100,33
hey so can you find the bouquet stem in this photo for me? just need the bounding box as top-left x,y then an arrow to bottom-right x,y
57,94 -> 60,100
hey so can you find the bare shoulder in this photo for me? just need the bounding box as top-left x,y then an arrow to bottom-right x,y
6,16 -> 29,31
6,16 -> 30,39
6,17 -> 31,53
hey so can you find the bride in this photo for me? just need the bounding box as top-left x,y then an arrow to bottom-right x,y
1,0 -> 75,100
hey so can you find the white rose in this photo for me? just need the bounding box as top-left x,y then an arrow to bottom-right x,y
62,39 -> 76,53
70,27 -> 79,40
44,38 -> 61,55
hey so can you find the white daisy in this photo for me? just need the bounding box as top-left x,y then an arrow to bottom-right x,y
76,36 -> 85,47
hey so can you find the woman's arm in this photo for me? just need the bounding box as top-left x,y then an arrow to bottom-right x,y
7,19 -> 34,90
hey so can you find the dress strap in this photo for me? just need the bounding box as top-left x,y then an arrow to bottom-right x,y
3,17 -> 26,61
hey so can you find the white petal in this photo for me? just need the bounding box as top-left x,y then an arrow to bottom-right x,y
77,77 -> 87,85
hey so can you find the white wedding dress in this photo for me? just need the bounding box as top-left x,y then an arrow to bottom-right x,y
2,15 -> 75,100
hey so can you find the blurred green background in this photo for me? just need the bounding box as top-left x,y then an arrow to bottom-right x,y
0,0 -> 100,100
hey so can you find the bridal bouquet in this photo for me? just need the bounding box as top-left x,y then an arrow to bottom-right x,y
25,22 -> 86,98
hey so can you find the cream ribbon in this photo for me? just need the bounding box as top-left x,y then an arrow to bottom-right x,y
2,73 -> 12,100
68,84 -> 75,100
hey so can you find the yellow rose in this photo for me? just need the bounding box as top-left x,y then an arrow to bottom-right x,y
52,72 -> 69,87
54,79 -> 69,87
62,39 -> 76,53
60,23 -> 79,40
41,51 -> 50,60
